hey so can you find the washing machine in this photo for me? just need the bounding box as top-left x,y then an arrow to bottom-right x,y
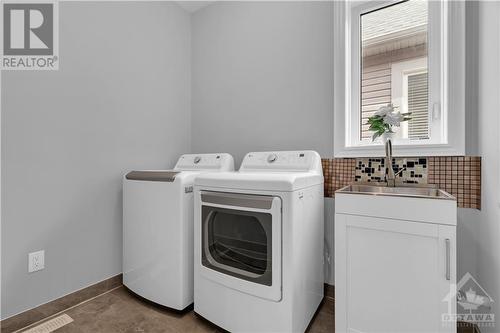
194,151 -> 324,332
123,153 -> 234,310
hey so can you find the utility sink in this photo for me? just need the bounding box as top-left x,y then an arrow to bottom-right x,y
337,183 -> 455,200
335,183 -> 457,333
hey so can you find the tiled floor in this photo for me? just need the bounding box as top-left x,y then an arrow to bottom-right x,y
20,287 -> 334,333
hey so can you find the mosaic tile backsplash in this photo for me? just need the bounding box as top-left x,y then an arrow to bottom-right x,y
355,157 -> 428,184
322,158 -> 355,198
321,156 -> 481,209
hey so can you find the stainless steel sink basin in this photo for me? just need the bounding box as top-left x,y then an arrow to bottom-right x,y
336,183 -> 455,200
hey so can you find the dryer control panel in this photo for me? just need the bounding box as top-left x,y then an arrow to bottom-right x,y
240,151 -> 322,174
174,153 -> 234,171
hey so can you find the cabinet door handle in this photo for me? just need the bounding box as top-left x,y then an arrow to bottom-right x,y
445,239 -> 451,280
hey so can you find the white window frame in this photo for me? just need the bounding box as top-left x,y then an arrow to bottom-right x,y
334,0 -> 465,157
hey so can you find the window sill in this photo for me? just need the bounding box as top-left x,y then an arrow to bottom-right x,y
334,143 -> 465,158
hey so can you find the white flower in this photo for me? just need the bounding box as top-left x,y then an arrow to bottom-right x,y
374,104 -> 394,117
374,104 -> 404,127
383,112 -> 405,126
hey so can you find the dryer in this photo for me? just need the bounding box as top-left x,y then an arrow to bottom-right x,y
194,151 -> 324,332
123,153 -> 234,310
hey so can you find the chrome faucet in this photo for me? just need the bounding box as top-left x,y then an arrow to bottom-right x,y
385,139 -> 396,187
384,139 -> 405,187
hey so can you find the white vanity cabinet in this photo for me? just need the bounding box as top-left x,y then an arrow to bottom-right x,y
335,188 -> 457,333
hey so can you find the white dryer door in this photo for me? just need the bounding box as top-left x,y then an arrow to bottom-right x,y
200,191 -> 282,302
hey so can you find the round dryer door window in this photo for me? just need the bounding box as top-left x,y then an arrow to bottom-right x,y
200,191 -> 281,287
202,206 -> 273,286
199,191 -> 283,301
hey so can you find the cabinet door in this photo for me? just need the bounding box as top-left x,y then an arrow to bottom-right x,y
335,214 -> 456,333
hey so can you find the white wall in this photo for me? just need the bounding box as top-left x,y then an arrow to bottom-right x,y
457,1 -> 480,282
191,1 -> 334,165
475,2 -> 500,331
1,2 -> 191,319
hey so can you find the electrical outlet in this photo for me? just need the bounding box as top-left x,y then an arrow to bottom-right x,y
28,250 -> 45,273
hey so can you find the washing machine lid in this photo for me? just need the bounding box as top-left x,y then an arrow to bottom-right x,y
125,171 -> 179,182
124,154 -> 234,183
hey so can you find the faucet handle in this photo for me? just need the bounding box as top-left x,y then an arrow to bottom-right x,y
394,167 -> 406,177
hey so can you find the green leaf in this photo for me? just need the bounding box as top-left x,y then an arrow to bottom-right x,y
372,131 -> 382,141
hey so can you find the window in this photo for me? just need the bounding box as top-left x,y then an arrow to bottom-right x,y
390,57 -> 429,141
360,1 -> 429,142
406,71 -> 429,140
333,0 -> 465,157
